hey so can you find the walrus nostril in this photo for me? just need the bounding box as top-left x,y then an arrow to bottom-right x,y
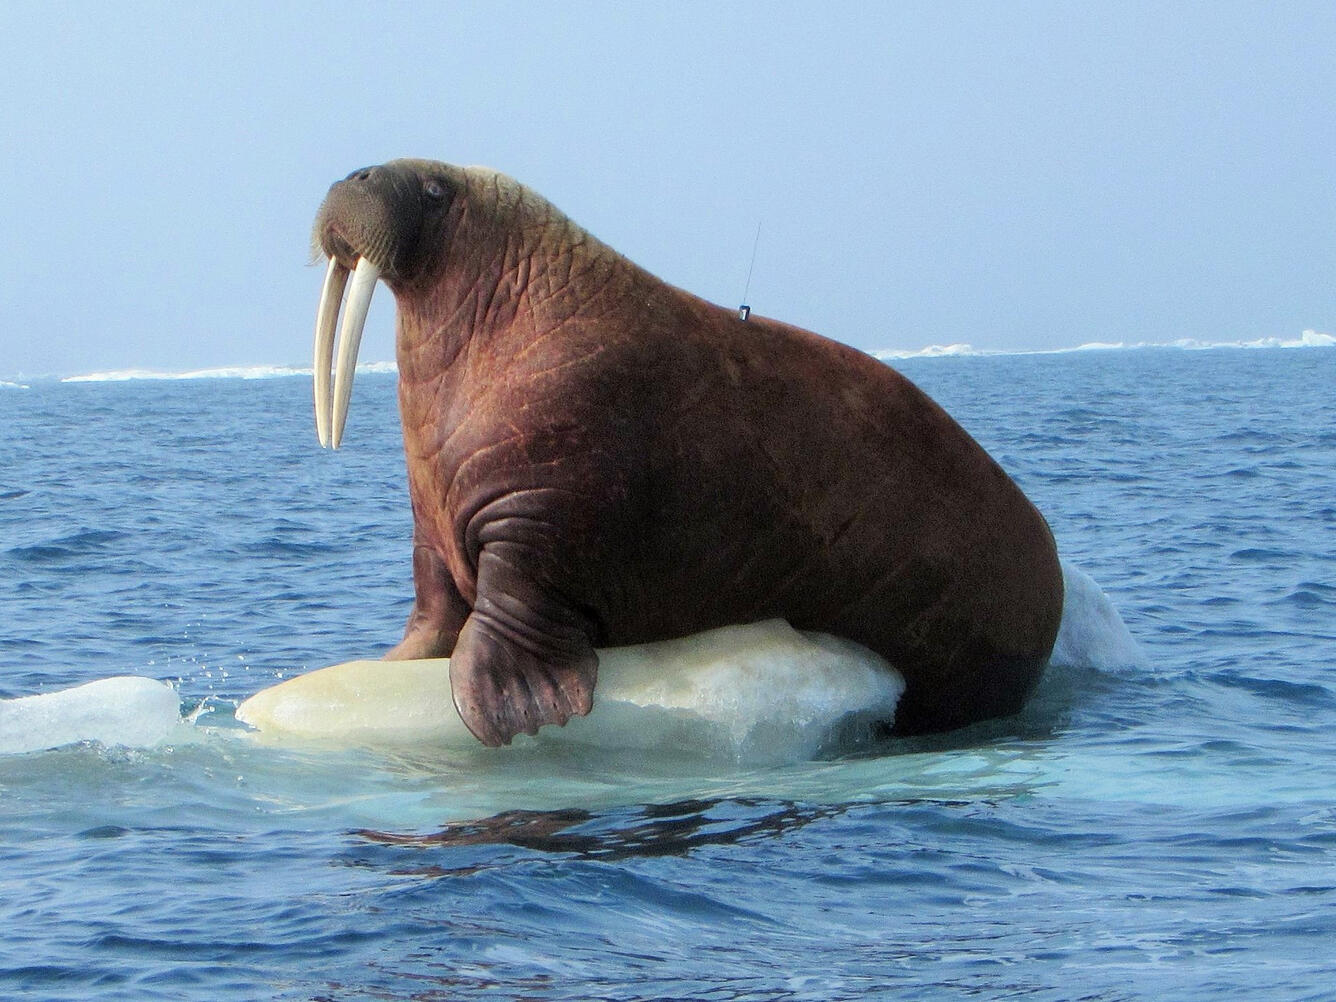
346,167 -> 376,182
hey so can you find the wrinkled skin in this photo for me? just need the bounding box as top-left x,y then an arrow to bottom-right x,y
312,159 -> 1064,746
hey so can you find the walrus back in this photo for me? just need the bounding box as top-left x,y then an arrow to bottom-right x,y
606,294 -> 1064,734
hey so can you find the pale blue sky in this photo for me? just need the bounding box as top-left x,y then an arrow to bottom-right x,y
1,1 -> 1332,378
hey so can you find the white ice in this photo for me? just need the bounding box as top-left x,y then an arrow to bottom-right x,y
0,676 -> 180,755
236,620 -> 906,765
3,558 -> 1140,764
1048,561 -> 1144,669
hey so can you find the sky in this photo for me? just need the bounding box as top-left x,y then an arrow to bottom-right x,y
1,1 -> 1332,379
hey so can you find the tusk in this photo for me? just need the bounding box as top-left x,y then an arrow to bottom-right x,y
330,257 -> 381,450
313,257 -> 349,448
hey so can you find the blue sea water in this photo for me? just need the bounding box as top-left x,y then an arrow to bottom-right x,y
1,345 -> 1334,1000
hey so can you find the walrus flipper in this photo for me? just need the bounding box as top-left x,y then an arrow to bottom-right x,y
449,618 -> 597,746
385,544 -> 470,660
448,548 -> 598,746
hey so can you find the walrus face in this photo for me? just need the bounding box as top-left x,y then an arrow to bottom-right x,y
310,160 -> 458,447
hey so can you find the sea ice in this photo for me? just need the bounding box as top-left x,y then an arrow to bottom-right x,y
0,676 -> 180,755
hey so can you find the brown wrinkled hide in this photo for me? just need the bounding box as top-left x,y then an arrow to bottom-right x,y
312,159 -> 1064,746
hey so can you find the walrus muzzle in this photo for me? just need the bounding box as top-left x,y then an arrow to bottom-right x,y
310,164 -> 436,447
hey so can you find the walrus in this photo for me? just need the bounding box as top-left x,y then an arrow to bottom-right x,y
309,159 -> 1063,747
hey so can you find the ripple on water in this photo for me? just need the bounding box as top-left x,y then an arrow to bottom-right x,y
7,529 -> 128,562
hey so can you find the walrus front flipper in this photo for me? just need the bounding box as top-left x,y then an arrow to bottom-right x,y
385,544 -> 470,660
448,548 -> 598,746
449,616 -> 597,746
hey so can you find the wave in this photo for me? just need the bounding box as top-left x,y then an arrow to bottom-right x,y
60,361 -> 399,384
7,528 -> 127,563
873,328 -> 1334,361
0,380 -> 30,390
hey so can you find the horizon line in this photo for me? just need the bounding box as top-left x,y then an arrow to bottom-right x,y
2,329 -> 1331,388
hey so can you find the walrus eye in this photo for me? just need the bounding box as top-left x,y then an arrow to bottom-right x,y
424,180 -> 444,201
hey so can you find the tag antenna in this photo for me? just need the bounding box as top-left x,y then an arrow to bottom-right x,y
738,221 -> 761,322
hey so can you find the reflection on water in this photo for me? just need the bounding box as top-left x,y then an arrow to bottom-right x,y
353,798 -> 849,872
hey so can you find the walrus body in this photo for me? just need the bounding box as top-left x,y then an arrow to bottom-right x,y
310,159 -> 1063,746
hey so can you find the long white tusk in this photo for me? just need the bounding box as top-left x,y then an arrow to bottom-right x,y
313,257 -> 349,448
330,256 -> 381,450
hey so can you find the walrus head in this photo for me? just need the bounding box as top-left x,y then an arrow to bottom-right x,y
309,160 -> 464,447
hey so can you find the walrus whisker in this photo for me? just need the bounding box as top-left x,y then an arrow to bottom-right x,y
313,256 -> 349,448
330,256 -> 381,449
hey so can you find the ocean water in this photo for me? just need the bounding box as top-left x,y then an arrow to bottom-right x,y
1,344 -> 1333,1000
